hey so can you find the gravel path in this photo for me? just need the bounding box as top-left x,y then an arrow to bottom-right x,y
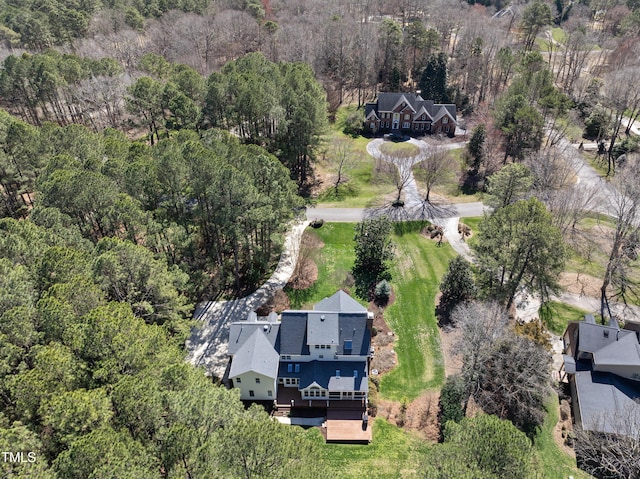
186,220 -> 310,378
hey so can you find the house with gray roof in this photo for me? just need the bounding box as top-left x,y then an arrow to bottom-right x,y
227,291 -> 373,408
364,92 -> 457,137
562,314 -> 640,437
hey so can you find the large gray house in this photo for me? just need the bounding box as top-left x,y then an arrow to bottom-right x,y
227,291 -> 372,409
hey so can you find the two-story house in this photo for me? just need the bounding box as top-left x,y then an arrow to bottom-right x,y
561,314 -> 640,437
364,92 -> 457,137
227,291 -> 372,409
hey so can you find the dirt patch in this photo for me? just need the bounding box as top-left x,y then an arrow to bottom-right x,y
554,399 -> 577,458
377,391 -> 440,441
439,326 -> 463,377
370,290 -> 398,376
559,272 -> 602,298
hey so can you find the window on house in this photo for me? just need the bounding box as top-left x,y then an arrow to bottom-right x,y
319,355 -> 324,358
255,377 -> 260,384
294,364 -> 300,373
422,114 -> 425,120
249,390 -> 255,397
420,124 -> 424,130
336,370 -> 341,377
404,114 -> 410,120
370,122 -> 375,129
402,122 -> 410,129
235,377 -> 241,384
268,390 -> 273,397
446,126 -> 450,133
443,117 -> 449,124
315,345 -> 319,349
287,364 -> 293,373
385,121 -> 389,128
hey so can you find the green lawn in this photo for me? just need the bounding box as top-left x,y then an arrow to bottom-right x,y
379,141 -> 419,157
379,223 -> 456,401
308,418 -> 427,479
539,301 -> 588,336
533,395 -> 592,479
316,107 -> 395,208
286,223 -> 363,309
551,27 -> 567,43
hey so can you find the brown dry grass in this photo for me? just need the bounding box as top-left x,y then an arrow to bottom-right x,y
559,272 -> 602,297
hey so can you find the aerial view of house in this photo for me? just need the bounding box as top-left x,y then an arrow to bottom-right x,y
2,0 -> 640,475
227,290 -> 373,442
364,92 -> 457,137
561,315 -> 640,437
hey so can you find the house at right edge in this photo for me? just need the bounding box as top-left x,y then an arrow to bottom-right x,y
561,314 -> 640,437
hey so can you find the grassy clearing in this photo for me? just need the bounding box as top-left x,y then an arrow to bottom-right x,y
533,395 -> 592,479
379,141 -> 419,157
286,223 -> 362,309
551,27 -> 567,43
539,302 -> 588,336
582,151 -> 610,178
413,147 -> 483,203
379,222 -> 456,401
316,107 -> 395,208
308,418 -> 427,479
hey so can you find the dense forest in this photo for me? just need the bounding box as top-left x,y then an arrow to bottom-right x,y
0,0 -> 639,476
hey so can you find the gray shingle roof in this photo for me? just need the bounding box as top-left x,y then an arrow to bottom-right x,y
372,92 -> 457,122
337,314 -> 370,356
307,312 -> 339,346
574,370 -> 640,435
279,312 -> 310,355
228,321 -> 279,356
285,360 -> 368,392
314,290 -> 367,313
229,329 -> 279,378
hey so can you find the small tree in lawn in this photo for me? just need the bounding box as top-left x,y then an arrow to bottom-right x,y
374,279 -> 391,306
353,217 -> 394,300
438,255 -> 476,323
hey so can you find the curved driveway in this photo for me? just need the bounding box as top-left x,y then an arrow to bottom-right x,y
309,137 -> 482,259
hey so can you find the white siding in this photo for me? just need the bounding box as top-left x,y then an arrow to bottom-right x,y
231,372 -> 276,400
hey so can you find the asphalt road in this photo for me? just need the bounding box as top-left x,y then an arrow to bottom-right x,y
306,202 -> 486,222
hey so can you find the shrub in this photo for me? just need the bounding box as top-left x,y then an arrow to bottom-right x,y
438,375 -> 466,440
374,280 -> 391,306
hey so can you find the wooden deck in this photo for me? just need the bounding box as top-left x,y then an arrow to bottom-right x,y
325,419 -> 372,443
324,409 -> 371,443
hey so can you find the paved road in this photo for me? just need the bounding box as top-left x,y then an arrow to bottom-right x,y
306,202 -> 486,223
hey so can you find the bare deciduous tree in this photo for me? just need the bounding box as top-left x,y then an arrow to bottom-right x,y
574,404 -> 640,479
415,146 -> 456,203
600,167 -> 640,320
377,152 -> 415,205
329,138 -> 357,194
452,301 -> 552,434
